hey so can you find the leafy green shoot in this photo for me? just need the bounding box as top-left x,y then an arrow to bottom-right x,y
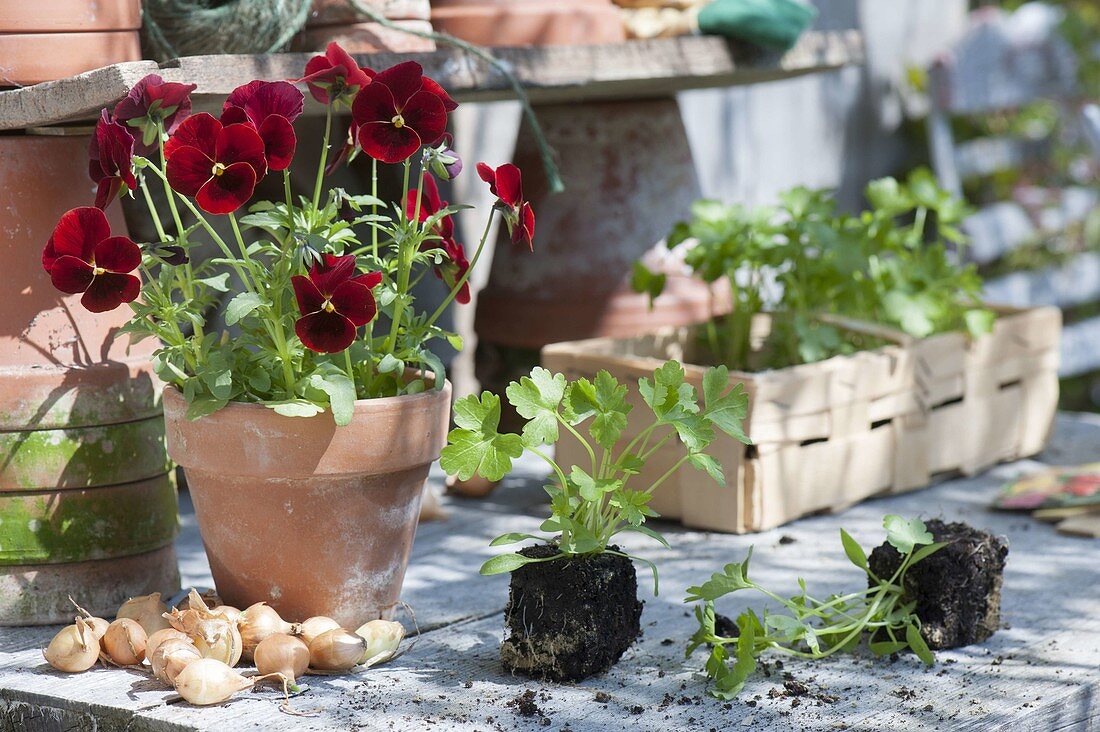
685,515 -> 945,699
440,362 -> 751,593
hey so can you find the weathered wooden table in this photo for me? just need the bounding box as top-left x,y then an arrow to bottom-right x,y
1,412 -> 1098,731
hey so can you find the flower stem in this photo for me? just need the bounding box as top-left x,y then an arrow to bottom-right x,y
313,104 -> 333,212
383,161 -> 416,356
371,158 -> 379,259
344,349 -> 357,394
424,209 -> 494,329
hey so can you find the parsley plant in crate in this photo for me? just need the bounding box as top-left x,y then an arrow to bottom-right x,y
685,515 -> 946,698
440,361 -> 751,592
633,168 -> 991,370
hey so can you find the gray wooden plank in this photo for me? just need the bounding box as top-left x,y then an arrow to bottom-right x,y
0,31 -> 863,131
2,413 -> 1099,731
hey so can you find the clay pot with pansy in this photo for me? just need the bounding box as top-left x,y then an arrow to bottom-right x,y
35,51 -> 534,627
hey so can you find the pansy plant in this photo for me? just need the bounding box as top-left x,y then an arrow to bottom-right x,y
440,362 -> 751,592
41,44 -> 534,423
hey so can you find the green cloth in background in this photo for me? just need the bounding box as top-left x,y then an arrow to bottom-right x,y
697,0 -> 818,51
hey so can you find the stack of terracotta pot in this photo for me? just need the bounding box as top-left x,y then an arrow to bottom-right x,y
0,0 -> 142,86
297,0 -> 436,53
430,0 -> 625,46
0,131 -> 179,625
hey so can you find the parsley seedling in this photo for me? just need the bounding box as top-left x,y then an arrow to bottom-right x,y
439,362 -> 751,593
634,168 -> 992,370
685,515 -> 946,699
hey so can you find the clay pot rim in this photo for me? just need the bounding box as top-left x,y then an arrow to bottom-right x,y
161,378 -> 449,416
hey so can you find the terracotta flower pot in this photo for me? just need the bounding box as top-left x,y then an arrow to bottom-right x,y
163,382 -> 452,628
430,0 -> 626,47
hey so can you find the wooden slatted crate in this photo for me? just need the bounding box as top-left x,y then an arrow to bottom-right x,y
542,306 -> 1060,533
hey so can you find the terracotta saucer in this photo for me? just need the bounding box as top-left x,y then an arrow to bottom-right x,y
430,0 -> 626,46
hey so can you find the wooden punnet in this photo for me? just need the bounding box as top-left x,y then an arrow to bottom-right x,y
543,306 -> 1060,533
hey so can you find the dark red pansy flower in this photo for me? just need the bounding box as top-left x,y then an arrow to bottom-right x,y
41,207 -> 141,313
476,162 -> 536,251
88,110 -> 137,210
292,254 -> 381,353
220,80 -> 304,171
351,61 -> 448,164
112,74 -> 197,151
164,113 -> 267,215
297,42 -> 374,106
405,175 -> 454,241
435,238 -> 471,305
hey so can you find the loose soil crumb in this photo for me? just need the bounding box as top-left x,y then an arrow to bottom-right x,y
507,690 -> 543,718
594,692 -> 611,704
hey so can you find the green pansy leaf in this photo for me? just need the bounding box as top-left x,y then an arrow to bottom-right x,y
268,400 -> 325,418
197,273 -> 231,292
225,292 -> 267,325
310,372 -> 357,427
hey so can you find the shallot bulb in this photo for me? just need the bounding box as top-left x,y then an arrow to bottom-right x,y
238,602 -> 293,659
146,628 -> 190,662
308,628 -> 366,671
175,589 -> 221,611
294,616 -> 340,645
150,638 -> 202,685
254,633 -> 309,683
355,620 -> 405,666
43,617 -> 100,673
212,605 -> 241,624
117,592 -> 171,635
102,618 -> 147,665
68,597 -> 109,640
190,618 -> 243,667
172,658 -> 254,706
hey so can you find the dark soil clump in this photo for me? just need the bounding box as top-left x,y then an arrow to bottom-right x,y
501,544 -> 642,682
868,519 -> 1008,650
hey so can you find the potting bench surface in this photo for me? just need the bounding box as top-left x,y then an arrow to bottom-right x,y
0,31 -> 860,130
2,412 -> 1099,732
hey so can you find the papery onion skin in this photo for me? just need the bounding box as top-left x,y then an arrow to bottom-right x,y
146,628 -> 191,662
117,592 -> 171,636
151,638 -> 202,685
212,605 -> 241,624
190,618 -> 243,667
103,618 -> 148,665
238,602 -> 293,659
43,617 -> 100,673
172,658 -> 253,705
355,619 -> 405,665
254,633 -> 309,682
295,616 -> 340,645
308,628 -> 366,671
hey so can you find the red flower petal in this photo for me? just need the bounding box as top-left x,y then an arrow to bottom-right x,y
357,121 -> 422,164
309,253 -> 357,296
165,145 -> 214,197
93,236 -> 142,273
351,271 -> 383,289
351,82 -> 398,127
326,43 -> 373,91
401,91 -> 447,147
516,202 -> 535,251
81,271 -> 140,313
300,58 -> 344,104
249,81 -> 304,124
421,75 -> 458,112
493,163 -> 523,208
49,255 -> 95,294
476,162 -> 496,190
296,310 -> 356,353
94,178 -> 124,210
217,123 -> 268,179
43,207 -> 110,271
195,162 -> 257,214
373,61 -> 425,107
257,115 -> 297,171
292,274 -> 325,314
330,281 -> 377,327
220,106 -> 250,126
165,112 -> 220,161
